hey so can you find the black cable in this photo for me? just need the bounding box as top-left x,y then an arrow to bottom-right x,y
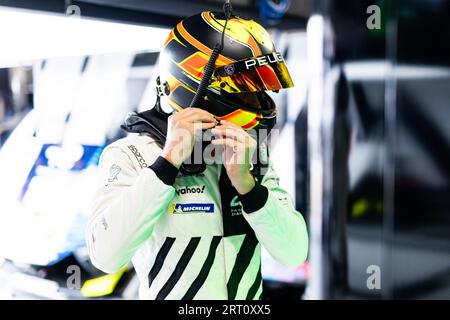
189,44 -> 222,108
189,0 -> 232,108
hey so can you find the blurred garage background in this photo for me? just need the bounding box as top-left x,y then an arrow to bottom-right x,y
0,0 -> 449,300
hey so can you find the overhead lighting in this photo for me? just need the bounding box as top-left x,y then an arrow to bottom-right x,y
0,6 -> 169,68
343,61 -> 450,80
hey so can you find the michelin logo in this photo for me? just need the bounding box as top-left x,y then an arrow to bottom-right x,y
170,203 -> 214,214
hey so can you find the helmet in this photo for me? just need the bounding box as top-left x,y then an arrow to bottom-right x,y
156,11 -> 294,131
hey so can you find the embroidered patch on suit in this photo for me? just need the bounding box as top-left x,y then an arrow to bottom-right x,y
169,203 -> 215,214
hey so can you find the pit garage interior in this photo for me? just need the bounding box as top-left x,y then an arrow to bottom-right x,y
0,0 -> 449,300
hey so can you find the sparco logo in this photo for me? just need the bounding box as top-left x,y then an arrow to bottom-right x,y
176,185 -> 205,196
127,145 -> 148,168
245,52 -> 284,70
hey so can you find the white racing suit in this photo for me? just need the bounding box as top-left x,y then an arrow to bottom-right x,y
86,133 -> 308,300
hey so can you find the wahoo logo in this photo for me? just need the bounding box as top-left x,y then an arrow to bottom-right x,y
175,185 -> 205,196
244,52 -> 284,70
170,203 -> 214,214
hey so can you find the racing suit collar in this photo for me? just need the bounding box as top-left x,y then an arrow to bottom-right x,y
121,106 -> 169,149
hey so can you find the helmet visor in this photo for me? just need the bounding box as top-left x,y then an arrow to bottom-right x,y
213,52 -> 294,93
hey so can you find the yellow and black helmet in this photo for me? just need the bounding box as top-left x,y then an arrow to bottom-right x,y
157,11 -> 294,130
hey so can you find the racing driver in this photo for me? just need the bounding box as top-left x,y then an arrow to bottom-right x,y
86,10 -> 308,300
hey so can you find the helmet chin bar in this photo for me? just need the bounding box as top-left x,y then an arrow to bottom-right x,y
218,90 -> 277,116
203,89 -> 277,132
